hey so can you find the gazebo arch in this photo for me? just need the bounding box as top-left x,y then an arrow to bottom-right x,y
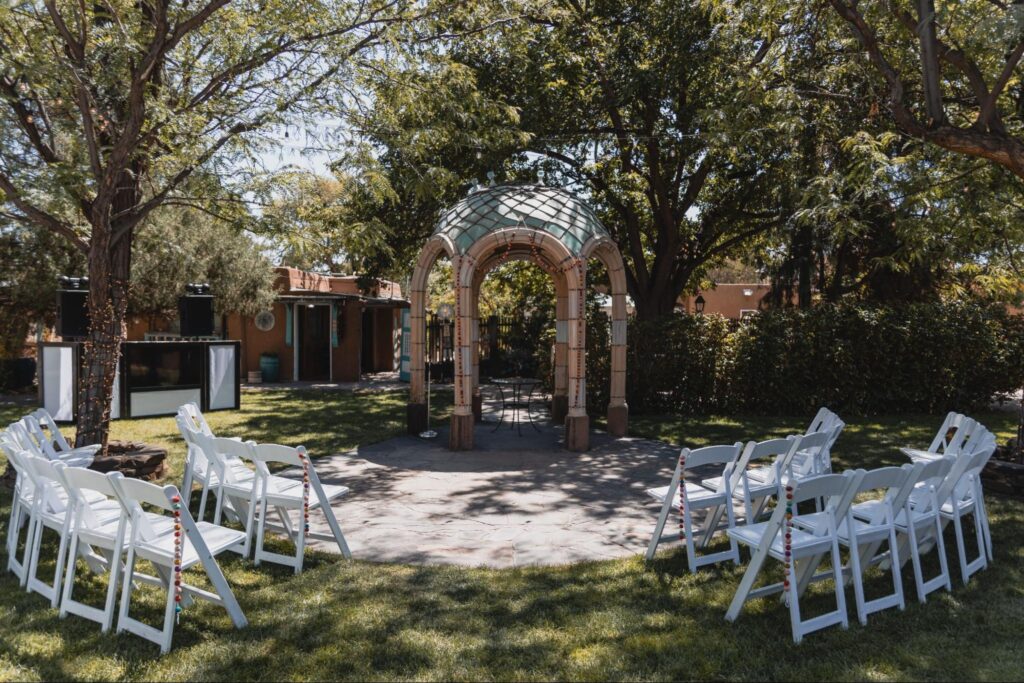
406,184 -> 629,451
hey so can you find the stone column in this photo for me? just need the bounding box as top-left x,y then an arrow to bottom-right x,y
449,255 -> 475,450
565,262 -> 589,451
552,273 -> 569,423
407,286 -> 427,435
607,289 -> 629,437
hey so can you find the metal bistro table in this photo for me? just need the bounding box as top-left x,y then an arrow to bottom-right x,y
492,377 -> 542,434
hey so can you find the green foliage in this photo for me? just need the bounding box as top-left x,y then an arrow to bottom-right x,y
607,302 -> 1024,417
129,207 -> 277,319
0,221 -> 85,356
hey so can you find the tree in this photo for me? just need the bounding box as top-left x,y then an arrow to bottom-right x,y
129,206 -> 277,321
0,0 -> 417,449
0,219 -> 84,358
358,0 -> 792,319
254,168 -> 397,274
824,0 -> 1024,180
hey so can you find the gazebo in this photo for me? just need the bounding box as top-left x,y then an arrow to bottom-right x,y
406,184 -> 629,451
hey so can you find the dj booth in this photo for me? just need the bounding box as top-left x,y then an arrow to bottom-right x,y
38,340 -> 240,422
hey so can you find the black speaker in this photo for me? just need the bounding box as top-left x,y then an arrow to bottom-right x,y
179,295 -> 214,336
56,286 -> 90,339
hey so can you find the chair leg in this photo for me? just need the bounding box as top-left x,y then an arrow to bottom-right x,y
831,538 -> 849,630
116,546 -> 137,634
295,505 -> 306,575
788,575 -> 804,644
159,565 -> 177,655
254,497 -> 269,566
645,492 -> 674,561
931,514 -> 953,593
889,525 -> 906,612
197,482 -> 210,523
59,533 -> 79,619
319,499 -> 352,559
50,521 -> 71,608
847,537 -> 867,626
950,507 -> 970,584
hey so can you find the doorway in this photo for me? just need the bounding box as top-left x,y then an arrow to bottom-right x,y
299,304 -> 330,381
361,308 -> 374,374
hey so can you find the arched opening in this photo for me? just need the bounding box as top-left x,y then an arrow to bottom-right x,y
407,185 -> 628,451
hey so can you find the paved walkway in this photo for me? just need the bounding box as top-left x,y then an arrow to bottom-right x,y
297,420 -> 680,567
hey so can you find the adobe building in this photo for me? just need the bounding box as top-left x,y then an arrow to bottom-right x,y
677,283 -> 773,319
126,267 -> 408,383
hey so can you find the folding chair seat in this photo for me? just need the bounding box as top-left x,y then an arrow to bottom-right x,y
644,443 -> 743,569
55,466 -> 129,632
725,471 -> 862,643
111,477 -> 247,654
245,443 -> 351,573
701,436 -> 802,522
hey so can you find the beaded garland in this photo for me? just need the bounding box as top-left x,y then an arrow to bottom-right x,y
172,494 -> 183,622
678,452 -> 687,539
783,484 -> 794,604
298,450 -> 310,534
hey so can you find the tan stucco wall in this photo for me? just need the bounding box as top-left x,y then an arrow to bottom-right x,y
678,284 -> 773,319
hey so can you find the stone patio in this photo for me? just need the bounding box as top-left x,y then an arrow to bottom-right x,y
298,417 -> 682,567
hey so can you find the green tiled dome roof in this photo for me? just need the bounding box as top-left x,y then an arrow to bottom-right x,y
434,185 -> 609,255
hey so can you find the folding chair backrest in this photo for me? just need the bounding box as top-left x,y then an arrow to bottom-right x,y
21,416 -> 59,459
248,442 -> 306,469
180,402 -> 213,437
684,442 -> 744,470
958,424 -> 993,460
207,435 -> 256,479
2,442 -> 35,488
24,453 -> 70,514
927,412 -> 962,454
806,408 -> 836,435
32,408 -> 73,453
9,420 -> 44,457
728,436 -> 798,489
853,464 -> 918,524
792,471 -> 859,511
935,415 -> 975,457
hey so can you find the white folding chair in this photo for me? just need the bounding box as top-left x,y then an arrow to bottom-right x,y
883,457 -> 954,602
725,471 -> 862,643
644,443 -> 743,569
1,439 -> 39,587
8,418 -> 93,468
177,416 -> 253,524
21,454 -> 76,607
796,408 -> 844,475
802,465 -> 919,625
940,437 -> 996,584
57,467 -> 129,632
112,477 -> 247,654
702,435 -> 803,523
31,408 -> 101,463
246,443 -> 351,573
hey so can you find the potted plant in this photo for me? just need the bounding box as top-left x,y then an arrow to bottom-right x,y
259,351 -> 280,383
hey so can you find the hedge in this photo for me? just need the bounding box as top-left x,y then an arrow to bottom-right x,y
582,301 -> 1024,416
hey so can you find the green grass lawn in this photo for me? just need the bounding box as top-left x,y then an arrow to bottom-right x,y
1,390 -> 1022,681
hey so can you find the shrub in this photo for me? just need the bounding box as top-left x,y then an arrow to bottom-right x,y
576,301 -> 1024,417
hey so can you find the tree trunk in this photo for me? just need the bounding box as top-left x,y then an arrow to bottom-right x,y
631,279 -> 681,321
75,224 -> 132,451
